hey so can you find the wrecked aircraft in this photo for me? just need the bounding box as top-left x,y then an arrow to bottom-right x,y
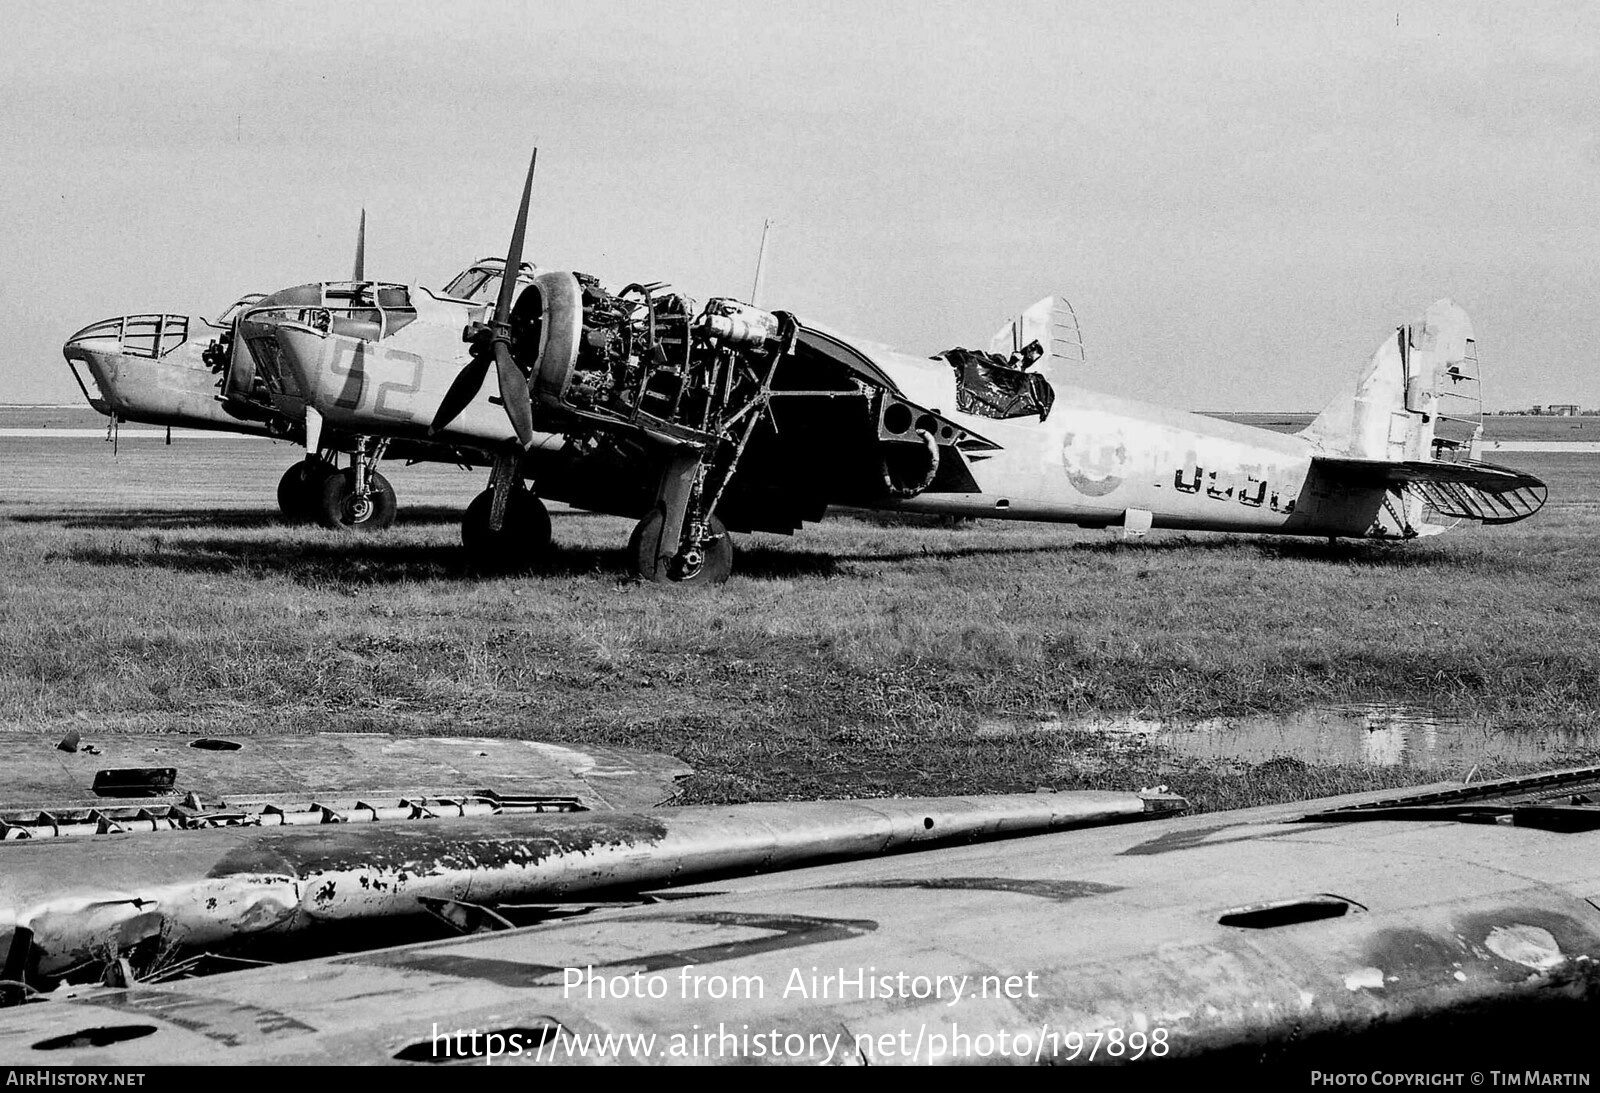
0,731 -> 1176,996
228,151 -> 1547,583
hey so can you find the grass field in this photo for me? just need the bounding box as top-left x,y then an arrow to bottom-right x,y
1,430 -> 1597,813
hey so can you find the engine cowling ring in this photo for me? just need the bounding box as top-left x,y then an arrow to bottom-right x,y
881,429 -> 941,499
510,271 -> 585,412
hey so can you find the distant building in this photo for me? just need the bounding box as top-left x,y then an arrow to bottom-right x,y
1492,405 -> 1588,415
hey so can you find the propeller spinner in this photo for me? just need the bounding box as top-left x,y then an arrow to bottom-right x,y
431,150 -> 538,449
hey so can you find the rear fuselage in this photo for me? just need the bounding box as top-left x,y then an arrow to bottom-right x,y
862,344 -> 1386,536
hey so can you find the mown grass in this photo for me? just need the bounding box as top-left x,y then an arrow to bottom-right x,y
0,441 -> 1596,813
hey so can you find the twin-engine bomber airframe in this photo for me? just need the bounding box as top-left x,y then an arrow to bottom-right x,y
67,152 -> 1546,582
228,152 -> 1546,583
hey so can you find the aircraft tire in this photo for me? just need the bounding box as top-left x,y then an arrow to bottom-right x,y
630,510 -> 733,585
315,469 -> 398,532
277,459 -> 336,523
461,488 -> 551,573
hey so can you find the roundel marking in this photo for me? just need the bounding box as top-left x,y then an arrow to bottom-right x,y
1061,429 -> 1129,497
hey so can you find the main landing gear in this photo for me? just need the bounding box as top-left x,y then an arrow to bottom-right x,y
460,454 -> 551,573
317,467 -> 396,531
275,441 -> 397,532
277,458 -> 334,523
628,510 -> 733,584
462,486 -> 551,573
624,445 -> 735,586
457,447 -> 738,585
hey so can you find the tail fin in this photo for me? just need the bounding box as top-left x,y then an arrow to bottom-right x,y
1301,299 -> 1483,462
988,295 -> 1087,384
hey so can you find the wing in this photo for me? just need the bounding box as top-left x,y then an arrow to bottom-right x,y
1311,455 -> 1547,524
9,769 -> 1600,1066
704,323 -> 1004,534
0,743 -> 1174,993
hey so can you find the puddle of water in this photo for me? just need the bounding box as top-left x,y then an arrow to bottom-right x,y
977,704 -> 1596,769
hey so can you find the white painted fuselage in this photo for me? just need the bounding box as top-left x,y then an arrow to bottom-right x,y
264,302 -> 1393,538
848,339 -> 1385,537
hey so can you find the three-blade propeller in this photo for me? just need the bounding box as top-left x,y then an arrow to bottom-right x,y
352,209 -> 366,283
431,150 -> 539,449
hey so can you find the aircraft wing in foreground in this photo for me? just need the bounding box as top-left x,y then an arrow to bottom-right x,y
2,766 -> 1598,1068
0,730 -> 1177,995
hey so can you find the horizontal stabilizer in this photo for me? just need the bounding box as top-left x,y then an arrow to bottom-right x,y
1312,456 -> 1547,525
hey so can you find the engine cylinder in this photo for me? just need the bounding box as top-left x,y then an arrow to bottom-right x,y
697,298 -> 780,348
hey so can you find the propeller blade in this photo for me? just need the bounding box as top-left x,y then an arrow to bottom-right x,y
495,340 -> 536,449
429,353 -> 490,435
353,208 -> 366,282
495,149 -> 537,325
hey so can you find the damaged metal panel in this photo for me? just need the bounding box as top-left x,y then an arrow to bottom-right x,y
0,790 -> 1176,988
4,771 -> 1597,1066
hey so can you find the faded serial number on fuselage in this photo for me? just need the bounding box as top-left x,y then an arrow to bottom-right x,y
1062,429 -> 1298,514
1170,464 -> 1297,514
327,340 -> 424,420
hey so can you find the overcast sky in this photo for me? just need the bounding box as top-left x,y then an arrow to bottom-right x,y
4,0 -> 1595,410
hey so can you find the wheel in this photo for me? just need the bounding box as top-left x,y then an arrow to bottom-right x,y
277,459 -> 335,523
461,488 -> 552,572
315,468 -> 397,531
629,510 -> 733,584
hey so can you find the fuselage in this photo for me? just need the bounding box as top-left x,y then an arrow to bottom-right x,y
62,311 -> 283,437
239,282 -> 548,450
253,287 -> 1394,540
61,262 -> 538,452
856,342 -> 1385,537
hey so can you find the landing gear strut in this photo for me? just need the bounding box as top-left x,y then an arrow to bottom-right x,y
280,439 -> 399,532
629,510 -> 733,584
627,445 -> 735,585
316,468 -> 397,531
310,439 -> 397,532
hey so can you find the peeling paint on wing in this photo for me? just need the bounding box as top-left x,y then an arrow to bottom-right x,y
1484,924 -> 1565,971
2,792 -> 1154,987
204,814 -> 673,880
